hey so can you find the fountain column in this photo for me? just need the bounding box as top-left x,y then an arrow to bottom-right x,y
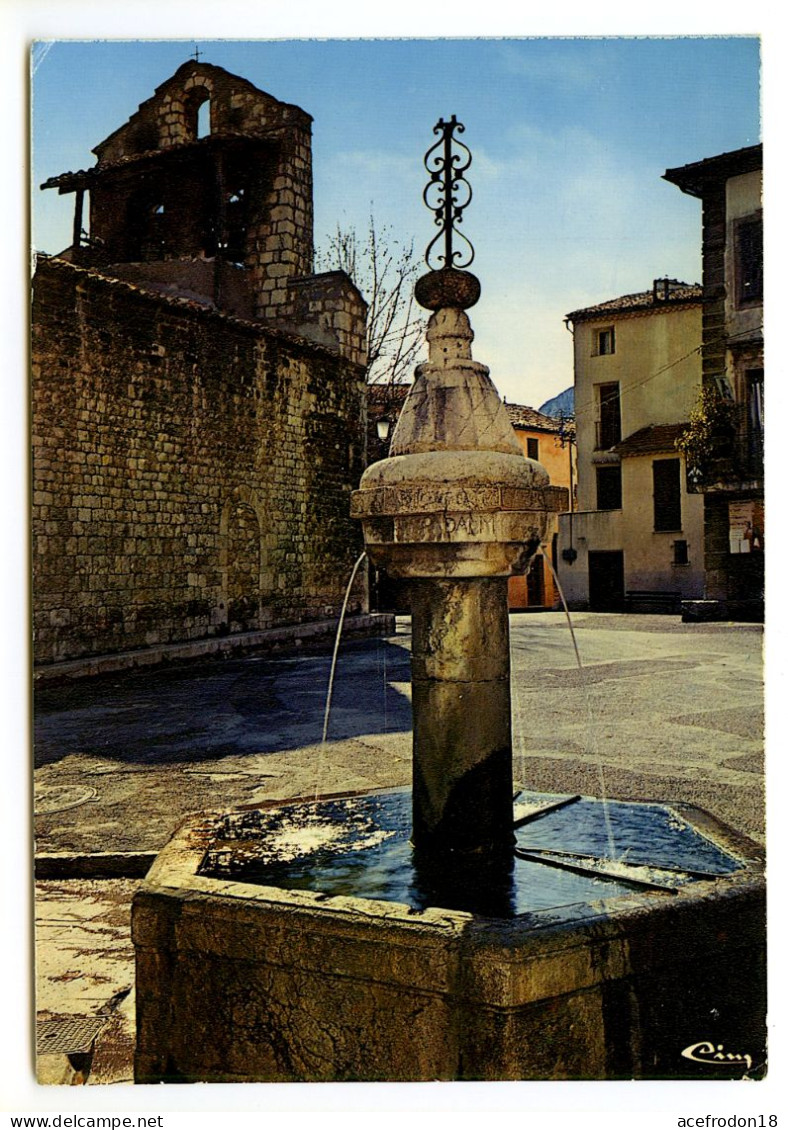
351,117 -> 567,862
352,271 -> 567,861
409,573 -> 512,854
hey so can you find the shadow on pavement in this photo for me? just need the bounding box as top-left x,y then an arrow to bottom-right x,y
34,637 -> 413,767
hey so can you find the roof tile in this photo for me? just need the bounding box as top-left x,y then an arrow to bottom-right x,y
566,283 -> 702,323
613,423 -> 689,457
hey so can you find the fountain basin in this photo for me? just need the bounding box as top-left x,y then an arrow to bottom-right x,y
133,789 -> 765,1083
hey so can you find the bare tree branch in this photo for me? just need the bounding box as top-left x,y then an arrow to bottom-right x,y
316,212 -> 426,385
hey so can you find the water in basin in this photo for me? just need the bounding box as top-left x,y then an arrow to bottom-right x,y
199,789 -> 741,919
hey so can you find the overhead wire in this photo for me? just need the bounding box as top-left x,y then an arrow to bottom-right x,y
568,322 -> 763,425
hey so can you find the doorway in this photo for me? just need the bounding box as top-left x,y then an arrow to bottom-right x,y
526,555 -> 545,607
588,550 -> 625,611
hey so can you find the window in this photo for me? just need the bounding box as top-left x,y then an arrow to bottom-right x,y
526,437 -> 539,461
596,327 -> 615,355
746,368 -> 764,466
736,217 -> 763,305
595,382 -> 621,449
653,458 -> 682,532
596,465 -> 622,511
673,539 -> 689,565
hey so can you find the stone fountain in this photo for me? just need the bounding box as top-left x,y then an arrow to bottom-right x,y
132,118 -> 766,1083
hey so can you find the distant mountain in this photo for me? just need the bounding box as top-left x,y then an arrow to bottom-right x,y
538,387 -> 574,419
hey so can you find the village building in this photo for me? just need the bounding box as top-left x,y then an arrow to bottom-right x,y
32,61 -> 368,665
663,145 -> 763,620
557,279 -> 705,612
503,403 -> 575,610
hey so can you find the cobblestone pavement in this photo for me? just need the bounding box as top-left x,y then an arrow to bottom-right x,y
31,611 -> 765,1085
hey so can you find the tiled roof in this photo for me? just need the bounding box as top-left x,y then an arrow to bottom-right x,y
505,403 -> 563,433
366,383 -> 411,414
41,132 -> 276,191
565,282 -> 702,323
33,255 -> 347,360
366,386 -> 562,434
663,144 -> 762,198
613,423 -> 689,457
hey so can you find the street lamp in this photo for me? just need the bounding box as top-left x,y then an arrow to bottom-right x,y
687,465 -> 704,489
371,414 -> 394,611
558,413 -> 577,564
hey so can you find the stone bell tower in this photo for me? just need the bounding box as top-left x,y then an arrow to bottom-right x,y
42,60 -> 364,362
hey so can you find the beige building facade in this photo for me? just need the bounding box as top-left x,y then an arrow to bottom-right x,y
558,280 -> 705,611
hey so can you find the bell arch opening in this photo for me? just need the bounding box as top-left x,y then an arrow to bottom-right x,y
184,86 -> 212,140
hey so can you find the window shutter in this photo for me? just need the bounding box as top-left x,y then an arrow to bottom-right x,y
653,459 -> 681,531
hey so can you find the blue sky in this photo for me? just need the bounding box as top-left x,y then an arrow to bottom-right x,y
31,36 -> 760,407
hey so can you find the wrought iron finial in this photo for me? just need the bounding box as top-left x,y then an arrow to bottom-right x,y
423,115 -> 475,271
190,46 -> 203,63
414,115 -> 480,310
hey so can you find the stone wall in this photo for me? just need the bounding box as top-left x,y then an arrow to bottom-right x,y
288,271 -> 368,370
32,256 -> 367,664
700,187 -> 727,385
697,172 -> 763,611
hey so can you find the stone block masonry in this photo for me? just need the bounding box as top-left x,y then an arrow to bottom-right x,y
133,798 -> 765,1082
32,257 -> 367,664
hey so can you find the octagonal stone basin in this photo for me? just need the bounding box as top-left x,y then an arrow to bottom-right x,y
133,788 -> 766,1084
